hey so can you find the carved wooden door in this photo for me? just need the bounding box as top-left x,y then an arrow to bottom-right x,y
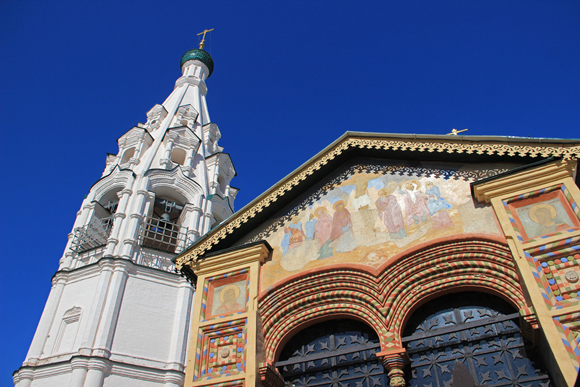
402,293 -> 553,387
277,319 -> 388,387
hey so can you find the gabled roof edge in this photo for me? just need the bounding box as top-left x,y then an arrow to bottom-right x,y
174,132 -> 580,271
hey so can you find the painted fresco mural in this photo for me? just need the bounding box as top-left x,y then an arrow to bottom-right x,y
512,193 -> 579,241
207,276 -> 247,317
517,199 -> 573,239
244,160 -> 514,289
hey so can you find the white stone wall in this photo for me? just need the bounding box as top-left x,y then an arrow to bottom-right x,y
15,259 -> 193,387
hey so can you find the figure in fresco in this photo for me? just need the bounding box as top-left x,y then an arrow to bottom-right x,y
425,181 -> 454,229
281,221 -> 305,255
331,200 -> 356,253
304,214 -> 317,240
351,178 -> 380,246
528,203 -> 570,237
352,180 -> 372,211
400,181 -> 430,227
375,188 -> 407,238
214,284 -> 242,315
314,207 -> 334,259
280,219 -> 320,271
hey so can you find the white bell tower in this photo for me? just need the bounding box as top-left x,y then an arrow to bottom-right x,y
13,45 -> 237,387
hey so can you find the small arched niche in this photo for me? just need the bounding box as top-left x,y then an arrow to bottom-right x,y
171,147 -> 187,166
218,174 -> 227,196
276,319 -> 388,386
51,306 -> 82,355
401,292 -> 552,387
120,147 -> 135,165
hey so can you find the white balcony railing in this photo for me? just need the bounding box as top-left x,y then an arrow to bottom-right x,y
70,216 -> 114,254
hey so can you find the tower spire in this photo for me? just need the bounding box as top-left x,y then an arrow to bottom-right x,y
14,46 -> 237,387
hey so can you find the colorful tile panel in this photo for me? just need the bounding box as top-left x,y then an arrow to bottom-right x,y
194,318 -> 247,382
524,246 -> 580,306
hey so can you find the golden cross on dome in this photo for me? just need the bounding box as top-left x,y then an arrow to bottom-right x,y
447,128 -> 468,135
197,29 -> 214,49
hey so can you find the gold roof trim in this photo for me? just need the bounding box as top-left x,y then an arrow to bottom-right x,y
174,135 -> 580,270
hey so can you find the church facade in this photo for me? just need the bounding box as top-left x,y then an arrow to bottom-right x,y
14,46 -> 580,387
174,133 -> 580,387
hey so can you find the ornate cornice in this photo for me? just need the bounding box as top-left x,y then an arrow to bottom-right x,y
174,135 -> 580,270
472,158 -> 577,203
346,137 -> 580,159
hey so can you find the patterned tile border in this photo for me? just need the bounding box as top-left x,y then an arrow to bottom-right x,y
200,380 -> 245,387
553,315 -> 580,372
526,236 -> 580,257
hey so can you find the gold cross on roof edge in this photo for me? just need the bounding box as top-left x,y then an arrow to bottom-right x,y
197,29 -> 214,50
447,128 -> 468,135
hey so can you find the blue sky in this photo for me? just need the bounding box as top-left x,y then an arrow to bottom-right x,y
1,0 -> 579,383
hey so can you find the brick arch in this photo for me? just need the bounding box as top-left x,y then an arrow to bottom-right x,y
259,269 -> 387,362
258,235 -> 528,361
378,237 -> 527,347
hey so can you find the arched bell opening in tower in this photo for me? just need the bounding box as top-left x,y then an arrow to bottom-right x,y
140,197 -> 189,253
69,189 -> 120,255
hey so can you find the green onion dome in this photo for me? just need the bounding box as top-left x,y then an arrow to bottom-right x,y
180,49 -> 214,78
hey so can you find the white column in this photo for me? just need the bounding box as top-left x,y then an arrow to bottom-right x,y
60,232 -> 75,268
24,273 -> 67,365
176,203 -> 200,252
120,189 -> 151,260
104,188 -> 132,258
184,148 -> 194,167
78,260 -> 115,354
163,372 -> 185,387
65,201 -> 99,269
133,136 -> 145,159
181,148 -> 195,177
84,358 -> 110,387
160,138 -> 175,169
201,196 -> 214,235
164,139 -> 175,160
13,369 -> 33,387
91,261 -> 130,355
74,195 -> 97,231
69,357 -> 89,387
188,207 -> 203,241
